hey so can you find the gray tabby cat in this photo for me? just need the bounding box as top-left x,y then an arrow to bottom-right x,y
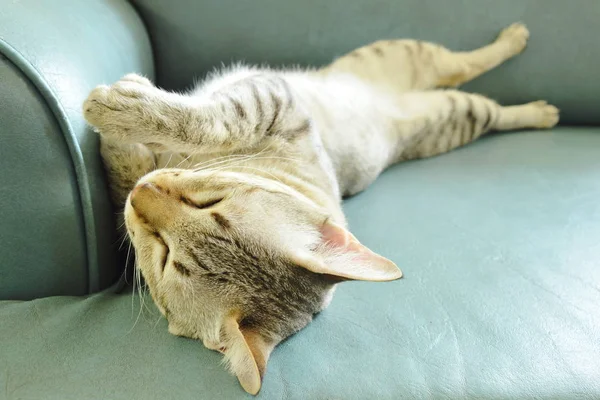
83,23 -> 558,394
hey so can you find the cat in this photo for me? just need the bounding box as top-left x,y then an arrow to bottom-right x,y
83,23 -> 558,395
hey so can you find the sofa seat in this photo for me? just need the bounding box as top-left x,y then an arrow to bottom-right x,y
2,127 -> 599,399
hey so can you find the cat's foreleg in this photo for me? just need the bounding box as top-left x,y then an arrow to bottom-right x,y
83,74 -> 311,154
99,139 -> 156,210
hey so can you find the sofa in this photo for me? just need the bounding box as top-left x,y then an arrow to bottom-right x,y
1,0 -> 599,398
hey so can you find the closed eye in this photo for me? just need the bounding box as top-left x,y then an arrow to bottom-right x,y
180,196 -> 224,209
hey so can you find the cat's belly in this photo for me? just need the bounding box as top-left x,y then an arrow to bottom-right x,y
286,72 -> 402,196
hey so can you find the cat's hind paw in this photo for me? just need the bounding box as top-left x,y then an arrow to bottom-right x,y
526,100 -> 560,129
496,23 -> 530,55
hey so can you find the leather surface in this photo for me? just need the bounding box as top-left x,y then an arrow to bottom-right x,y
131,0 -> 600,125
0,0 -> 153,299
2,128 -> 599,398
0,57 -> 89,299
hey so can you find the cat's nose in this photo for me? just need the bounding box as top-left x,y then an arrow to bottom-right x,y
129,182 -> 174,228
131,182 -> 161,200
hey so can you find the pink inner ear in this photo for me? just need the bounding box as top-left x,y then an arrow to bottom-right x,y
318,220 -> 402,281
320,221 -> 369,255
320,221 -> 351,249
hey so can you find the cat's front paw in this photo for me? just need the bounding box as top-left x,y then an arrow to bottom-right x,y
496,23 -> 530,55
83,75 -> 161,143
119,73 -> 154,87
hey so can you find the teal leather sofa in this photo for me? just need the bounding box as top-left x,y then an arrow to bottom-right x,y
1,0 -> 599,398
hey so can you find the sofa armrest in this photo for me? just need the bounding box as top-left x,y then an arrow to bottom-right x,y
0,0 -> 153,299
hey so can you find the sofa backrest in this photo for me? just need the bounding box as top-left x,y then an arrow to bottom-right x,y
131,0 -> 600,126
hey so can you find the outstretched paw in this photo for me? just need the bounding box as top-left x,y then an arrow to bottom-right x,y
120,73 -> 154,87
526,100 -> 560,129
496,23 -> 530,55
83,74 -> 163,143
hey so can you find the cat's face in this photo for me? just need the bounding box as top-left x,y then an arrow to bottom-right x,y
124,168 -> 402,394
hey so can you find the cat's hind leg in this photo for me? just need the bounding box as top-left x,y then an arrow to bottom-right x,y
394,90 -> 559,161
492,100 -> 559,131
322,23 -> 530,92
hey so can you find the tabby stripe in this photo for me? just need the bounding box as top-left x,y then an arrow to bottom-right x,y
205,234 -> 232,245
459,118 -> 469,147
372,45 -> 384,57
481,102 -> 493,132
436,123 -> 452,154
233,238 -> 260,262
410,118 -> 432,158
251,83 -> 264,133
424,112 -> 446,157
179,112 -> 194,141
449,111 -> 460,152
211,211 -> 231,229
231,98 -> 247,120
428,102 -> 452,155
189,250 -> 211,271
484,103 -> 498,131
464,97 -> 477,145
223,120 -> 232,134
285,119 -> 311,137
447,95 -> 457,118
173,261 -> 191,276
275,77 -> 294,110
265,91 -> 282,135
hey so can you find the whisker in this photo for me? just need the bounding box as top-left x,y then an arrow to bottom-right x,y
192,155 -> 256,172
129,260 -> 146,333
192,154 -> 302,173
164,152 -> 174,169
190,150 -> 270,171
124,241 -> 132,285
174,151 -> 199,168
190,153 -> 254,169
198,163 -> 293,195
190,144 -> 275,171
116,218 -> 126,230
220,165 -> 288,187
117,231 -> 129,250
153,314 -> 163,330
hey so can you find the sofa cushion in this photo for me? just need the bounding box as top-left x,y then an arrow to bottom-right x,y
2,127 -> 599,398
0,0 -> 153,299
131,0 -> 600,125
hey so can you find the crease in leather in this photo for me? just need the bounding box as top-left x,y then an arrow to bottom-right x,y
0,39 -> 96,293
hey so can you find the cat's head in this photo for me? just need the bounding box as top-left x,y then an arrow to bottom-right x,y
124,168 -> 402,394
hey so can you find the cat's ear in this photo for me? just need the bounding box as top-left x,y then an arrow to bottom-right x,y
292,220 -> 402,281
221,312 -> 275,395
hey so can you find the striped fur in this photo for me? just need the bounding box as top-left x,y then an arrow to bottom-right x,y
84,23 -> 559,394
